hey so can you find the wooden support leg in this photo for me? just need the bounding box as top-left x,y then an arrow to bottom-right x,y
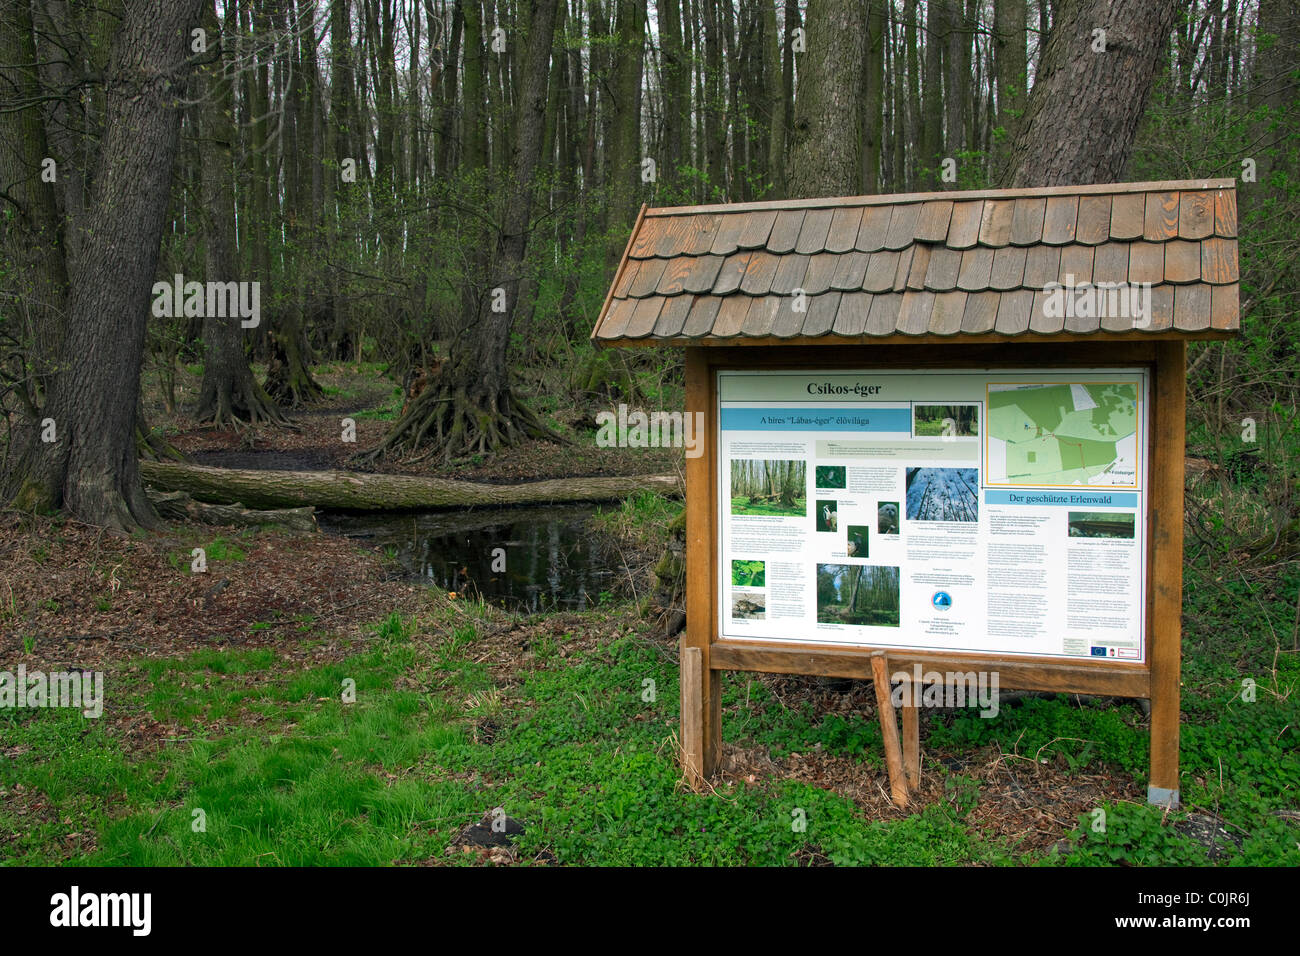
1148,341 -> 1185,808
681,645 -> 706,789
870,653 -> 909,809
681,348 -> 722,791
680,642 -> 722,790
902,702 -> 920,791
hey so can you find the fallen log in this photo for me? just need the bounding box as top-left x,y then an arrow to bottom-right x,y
148,490 -> 318,533
141,461 -> 683,511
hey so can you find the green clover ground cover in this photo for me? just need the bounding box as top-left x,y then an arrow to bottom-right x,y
2,563 -> 1296,866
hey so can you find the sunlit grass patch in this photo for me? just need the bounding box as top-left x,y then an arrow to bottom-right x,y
5,588 -> 1297,867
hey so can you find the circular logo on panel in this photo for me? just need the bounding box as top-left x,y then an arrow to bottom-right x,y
931,591 -> 952,611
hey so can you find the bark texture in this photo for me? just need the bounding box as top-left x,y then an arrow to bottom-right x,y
10,0 -> 206,529
994,0 -> 1028,135
787,0 -> 868,197
999,0 -> 1180,186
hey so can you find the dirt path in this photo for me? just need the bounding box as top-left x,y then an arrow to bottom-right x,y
0,511 -> 421,674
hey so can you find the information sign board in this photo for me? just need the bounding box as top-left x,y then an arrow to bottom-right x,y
717,369 -> 1149,661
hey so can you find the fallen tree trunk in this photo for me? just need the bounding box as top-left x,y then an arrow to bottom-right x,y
148,490 -> 318,532
140,461 -> 684,511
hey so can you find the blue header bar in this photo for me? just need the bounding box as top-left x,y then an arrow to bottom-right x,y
985,490 -> 1139,507
720,407 -> 911,432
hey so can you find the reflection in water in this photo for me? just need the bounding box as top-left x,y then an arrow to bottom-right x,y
319,505 -> 621,613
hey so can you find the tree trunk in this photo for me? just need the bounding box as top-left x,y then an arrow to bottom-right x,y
781,0 -> 798,187
999,0 -> 1179,187
461,0 -> 488,173
760,0 -> 785,196
436,0 -> 463,174
9,0 -> 206,530
1249,0 -> 1299,199
661,0 -> 689,182
406,0 -> 423,191
327,0 -> 357,359
361,0 -> 563,463
861,0 -> 885,193
702,0 -> 725,193
943,0 -> 968,159
721,0 -> 743,198
904,0 -> 921,189
485,0 -> 509,177
194,0 -> 289,427
263,0 -> 325,406
607,0 -> 647,258
890,10 -> 905,187
0,0 -> 70,408
263,317 -> 326,406
245,0 -> 274,359
141,461 -> 682,510
149,490 -> 318,532
786,0 -> 868,197
993,0 -> 1028,170
919,0 -> 944,187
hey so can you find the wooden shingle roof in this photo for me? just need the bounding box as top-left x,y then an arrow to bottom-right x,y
592,180 -> 1240,346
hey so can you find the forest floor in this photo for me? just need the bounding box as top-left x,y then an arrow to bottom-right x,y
0,361 -> 1295,866
147,360 -> 681,483
2,493 -> 1296,865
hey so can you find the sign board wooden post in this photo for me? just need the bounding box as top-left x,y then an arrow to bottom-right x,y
595,181 -> 1239,809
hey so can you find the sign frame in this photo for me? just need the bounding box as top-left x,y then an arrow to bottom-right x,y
681,340 -> 1185,808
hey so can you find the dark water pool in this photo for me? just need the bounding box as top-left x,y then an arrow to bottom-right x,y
319,505 -> 622,613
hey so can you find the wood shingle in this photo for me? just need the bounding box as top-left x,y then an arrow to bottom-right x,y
592,179 -> 1240,345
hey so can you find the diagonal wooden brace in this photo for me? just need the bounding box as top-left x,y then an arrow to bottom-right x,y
870,652 -> 910,809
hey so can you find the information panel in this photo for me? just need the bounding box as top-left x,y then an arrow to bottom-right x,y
717,369 -> 1149,662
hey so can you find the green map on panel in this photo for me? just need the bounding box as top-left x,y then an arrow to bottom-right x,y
987,383 -> 1139,487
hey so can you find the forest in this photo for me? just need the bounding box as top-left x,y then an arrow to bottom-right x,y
1,0 -> 1295,526
730,458 -> 807,514
905,465 -> 979,520
0,0 -> 1297,873
914,402 -> 979,436
1067,510 -> 1137,538
817,562 -> 901,626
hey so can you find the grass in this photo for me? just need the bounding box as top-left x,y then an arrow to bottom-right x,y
351,386 -> 404,422
3,562 -> 1296,867
167,532 -> 252,571
592,490 -> 683,550
0,604 -> 1010,866
729,496 -> 808,517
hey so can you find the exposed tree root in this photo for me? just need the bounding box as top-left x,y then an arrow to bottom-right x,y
572,348 -> 643,405
356,377 -> 568,465
263,334 -> 325,407
264,362 -> 325,407
66,466 -> 163,532
195,374 -> 295,430
10,460 -> 161,532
